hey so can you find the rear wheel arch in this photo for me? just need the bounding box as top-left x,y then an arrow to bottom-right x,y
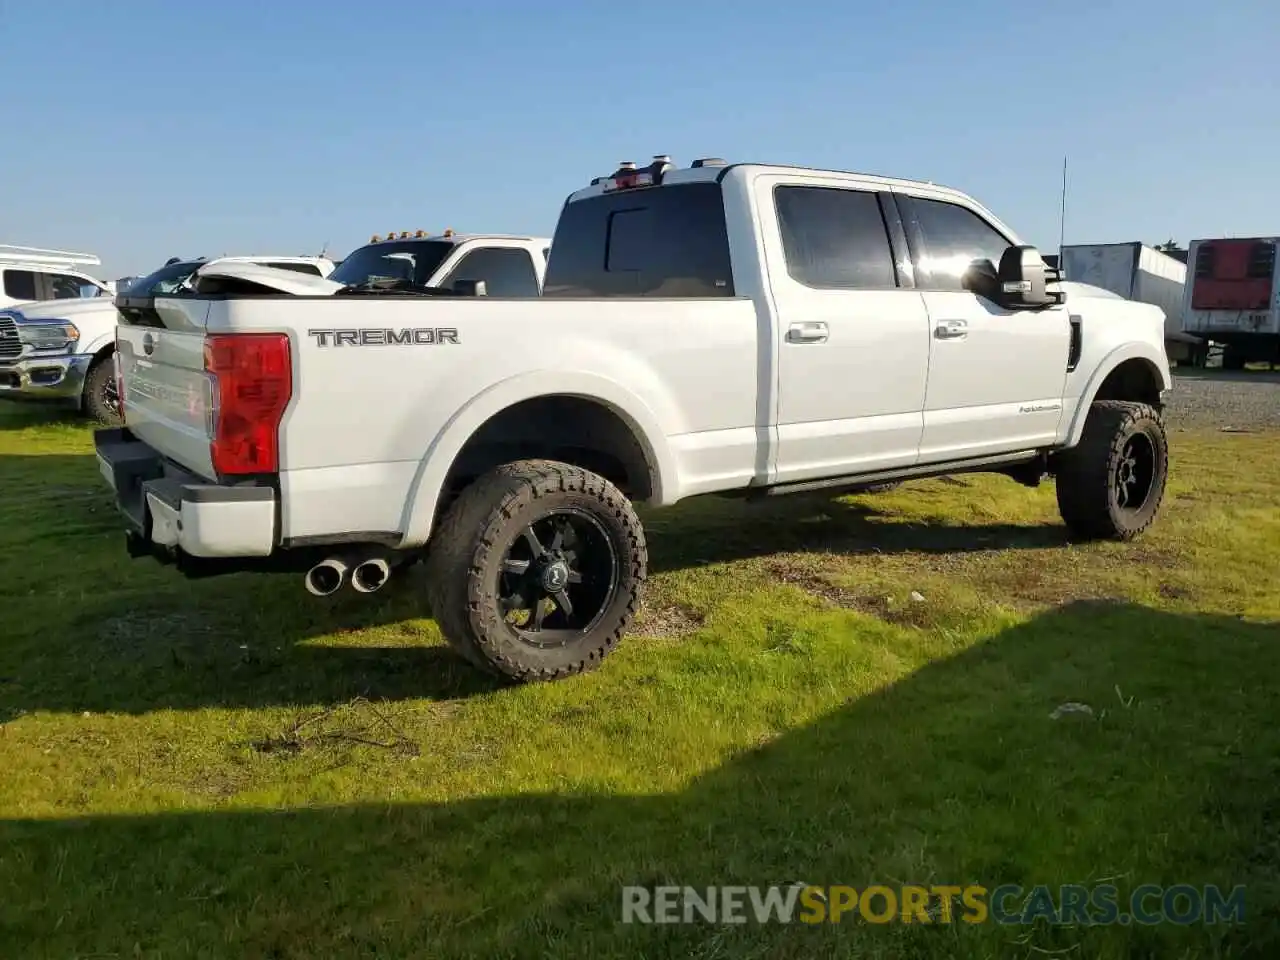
399,383 -> 676,548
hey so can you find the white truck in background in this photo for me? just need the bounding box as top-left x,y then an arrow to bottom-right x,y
0,245 -> 112,309
94,156 -> 1172,683
1,254 -> 336,423
1059,242 -> 1203,365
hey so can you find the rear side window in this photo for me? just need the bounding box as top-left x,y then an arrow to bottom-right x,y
774,186 -> 897,289
544,182 -> 734,297
2,270 -> 38,301
263,261 -> 323,276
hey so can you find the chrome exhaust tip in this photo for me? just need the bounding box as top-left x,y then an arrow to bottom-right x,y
304,557 -> 348,597
351,557 -> 391,594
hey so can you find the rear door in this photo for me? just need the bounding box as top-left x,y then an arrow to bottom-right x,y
895,191 -> 1071,461
759,174 -> 931,483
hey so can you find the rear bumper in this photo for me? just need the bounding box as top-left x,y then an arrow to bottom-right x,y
0,354 -> 92,404
94,427 -> 279,565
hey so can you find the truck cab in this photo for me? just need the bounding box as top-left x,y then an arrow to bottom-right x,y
309,231 -> 549,298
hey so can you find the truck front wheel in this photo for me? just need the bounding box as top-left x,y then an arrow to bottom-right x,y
1054,400 -> 1168,541
424,459 -> 648,681
82,356 -> 121,425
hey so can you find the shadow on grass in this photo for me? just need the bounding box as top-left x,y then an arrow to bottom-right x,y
2,602 -> 1277,958
1,452 -> 1072,717
0,402 -> 84,431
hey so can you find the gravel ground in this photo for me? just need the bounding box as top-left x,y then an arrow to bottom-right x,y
1164,370 -> 1280,432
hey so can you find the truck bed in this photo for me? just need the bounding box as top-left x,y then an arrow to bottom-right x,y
117,293 -> 763,546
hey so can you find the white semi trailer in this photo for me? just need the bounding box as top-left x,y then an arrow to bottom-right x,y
1060,242 -> 1203,365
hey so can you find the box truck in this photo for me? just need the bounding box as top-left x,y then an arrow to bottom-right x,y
1060,242 -> 1203,364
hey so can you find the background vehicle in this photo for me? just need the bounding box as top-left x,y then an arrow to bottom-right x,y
1060,242 -> 1204,365
202,231 -> 551,298
0,254 -> 335,423
94,157 -> 1172,684
1182,236 -> 1280,369
0,244 -> 111,309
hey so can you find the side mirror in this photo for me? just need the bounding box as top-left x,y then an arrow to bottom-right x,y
962,258 -> 999,299
995,245 -> 1064,309
452,278 -> 487,297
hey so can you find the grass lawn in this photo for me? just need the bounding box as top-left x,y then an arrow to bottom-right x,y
0,402 -> 1278,958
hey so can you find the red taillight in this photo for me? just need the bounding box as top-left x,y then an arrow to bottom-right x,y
203,333 -> 292,475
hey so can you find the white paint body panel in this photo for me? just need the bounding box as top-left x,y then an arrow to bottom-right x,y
917,291 -> 1071,459
112,166 -> 1171,553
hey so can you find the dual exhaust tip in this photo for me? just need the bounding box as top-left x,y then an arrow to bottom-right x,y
304,555 -> 392,597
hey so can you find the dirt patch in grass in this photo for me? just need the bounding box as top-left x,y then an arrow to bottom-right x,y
633,598 -> 707,638
764,556 -> 936,628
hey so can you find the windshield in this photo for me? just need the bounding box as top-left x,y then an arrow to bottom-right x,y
122,260 -> 203,296
328,241 -> 455,289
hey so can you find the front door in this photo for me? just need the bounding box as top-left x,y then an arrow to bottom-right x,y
762,178 -> 932,484
896,192 -> 1071,461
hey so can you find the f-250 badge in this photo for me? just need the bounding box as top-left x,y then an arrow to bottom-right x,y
307,328 -> 459,347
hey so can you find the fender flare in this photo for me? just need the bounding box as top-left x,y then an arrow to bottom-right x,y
80,334 -> 116,359
398,371 -> 680,547
1064,342 -> 1172,447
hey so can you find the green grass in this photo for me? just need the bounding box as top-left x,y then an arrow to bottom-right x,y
1,402 -> 1278,958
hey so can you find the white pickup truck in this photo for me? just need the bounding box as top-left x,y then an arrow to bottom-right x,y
94,157 -> 1171,682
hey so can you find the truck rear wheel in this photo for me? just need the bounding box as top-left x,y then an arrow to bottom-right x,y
424,459 -> 647,681
1054,400 -> 1168,541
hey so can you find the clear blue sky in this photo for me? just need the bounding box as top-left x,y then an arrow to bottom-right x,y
2,0 -> 1276,278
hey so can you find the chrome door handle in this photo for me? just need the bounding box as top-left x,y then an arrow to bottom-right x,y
934,319 -> 968,340
787,321 -> 829,344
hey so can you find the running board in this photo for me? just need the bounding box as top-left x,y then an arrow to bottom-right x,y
748,450 -> 1047,499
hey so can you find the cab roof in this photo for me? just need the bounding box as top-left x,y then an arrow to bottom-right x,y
566,156 -> 973,206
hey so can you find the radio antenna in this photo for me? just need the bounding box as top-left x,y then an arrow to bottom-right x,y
1057,155 -> 1068,265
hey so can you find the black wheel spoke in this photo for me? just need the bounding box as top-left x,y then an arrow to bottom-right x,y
495,507 -> 620,648
521,524 -> 546,558
529,596 -> 548,631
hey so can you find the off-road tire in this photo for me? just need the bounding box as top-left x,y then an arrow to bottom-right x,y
1054,400 -> 1168,541
82,357 -> 121,425
424,459 -> 647,681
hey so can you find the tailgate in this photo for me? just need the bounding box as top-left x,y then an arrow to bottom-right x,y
116,296 -> 217,480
